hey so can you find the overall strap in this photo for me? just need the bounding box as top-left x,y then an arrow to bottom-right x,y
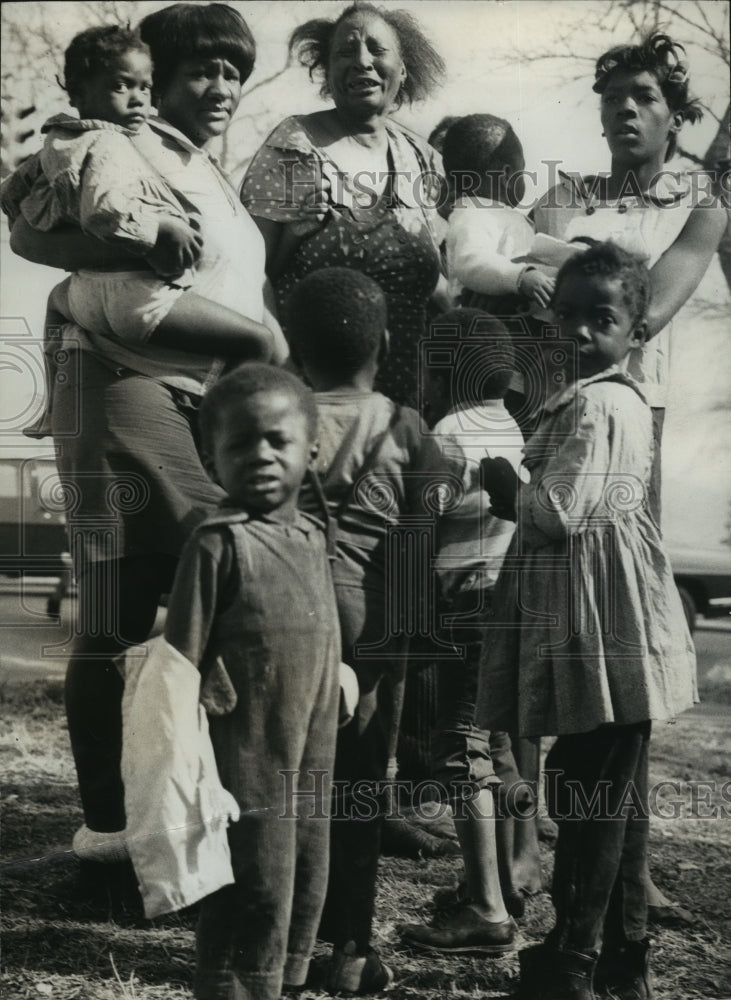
309,403 -> 404,559
332,403 -> 403,522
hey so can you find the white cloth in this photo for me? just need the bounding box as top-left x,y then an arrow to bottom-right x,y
68,268 -> 185,344
119,636 -> 240,919
431,400 -> 524,595
533,172 -> 696,407
446,196 -> 535,300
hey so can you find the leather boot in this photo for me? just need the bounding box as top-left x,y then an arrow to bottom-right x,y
595,938 -> 653,999
519,947 -> 597,1000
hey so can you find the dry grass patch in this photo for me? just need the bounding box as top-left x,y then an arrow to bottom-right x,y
2,681 -> 730,999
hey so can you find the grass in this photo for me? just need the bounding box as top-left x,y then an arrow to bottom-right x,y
1,679 -> 730,999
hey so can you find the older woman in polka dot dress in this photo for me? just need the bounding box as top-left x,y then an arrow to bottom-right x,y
241,1 -> 447,408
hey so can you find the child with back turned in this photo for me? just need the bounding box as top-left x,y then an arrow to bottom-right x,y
477,242 -> 696,1000
442,113 -> 573,442
443,113 -> 557,315
287,267 -> 444,993
163,363 -> 341,1000
400,309 -> 535,957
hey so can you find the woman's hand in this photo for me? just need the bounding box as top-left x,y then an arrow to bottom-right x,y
146,216 -> 203,279
287,181 -> 331,239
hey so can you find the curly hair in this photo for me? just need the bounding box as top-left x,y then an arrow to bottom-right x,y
289,1 -> 445,108
139,3 -> 256,100
553,241 -> 651,325
63,25 -> 150,105
199,363 -> 318,461
286,268 -> 387,379
593,32 -> 703,159
427,309 -> 516,402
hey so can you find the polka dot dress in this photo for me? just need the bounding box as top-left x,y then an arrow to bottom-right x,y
242,116 -> 444,408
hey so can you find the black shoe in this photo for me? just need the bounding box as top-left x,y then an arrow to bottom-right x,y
596,939 -> 652,999
518,946 -> 597,1000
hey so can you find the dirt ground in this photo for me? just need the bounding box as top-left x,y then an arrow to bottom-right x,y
1,678 -> 730,1000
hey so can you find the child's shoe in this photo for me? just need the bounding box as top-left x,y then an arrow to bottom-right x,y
595,938 -> 653,999
401,905 -> 517,955
327,941 -> 394,994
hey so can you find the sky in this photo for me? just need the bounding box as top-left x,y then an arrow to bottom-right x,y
1,0 -> 730,548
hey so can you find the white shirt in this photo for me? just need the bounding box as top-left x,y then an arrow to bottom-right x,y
446,195 -> 535,301
432,399 -> 524,595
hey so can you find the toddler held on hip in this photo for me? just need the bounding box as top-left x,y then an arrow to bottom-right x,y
0,25 -> 280,435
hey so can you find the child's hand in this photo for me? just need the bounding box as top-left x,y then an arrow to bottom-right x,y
518,268 -> 555,309
147,216 -> 203,279
480,456 -> 519,521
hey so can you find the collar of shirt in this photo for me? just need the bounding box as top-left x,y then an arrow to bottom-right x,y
41,112 -> 143,137
559,169 -> 691,208
205,503 -> 314,536
542,365 -> 647,417
441,398 -> 508,423
146,115 -> 219,161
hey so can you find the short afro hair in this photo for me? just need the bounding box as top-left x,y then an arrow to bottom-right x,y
199,363 -> 318,460
593,32 -> 702,160
63,25 -> 150,105
139,3 -> 255,101
426,309 -> 516,402
553,241 -> 651,325
286,268 -> 388,380
442,114 -> 525,199
289,1 -> 445,108
427,115 -> 463,155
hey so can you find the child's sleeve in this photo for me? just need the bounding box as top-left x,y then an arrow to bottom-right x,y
164,527 -> 235,667
521,392 -> 616,541
0,153 -> 44,227
75,132 -> 166,253
447,204 -> 527,295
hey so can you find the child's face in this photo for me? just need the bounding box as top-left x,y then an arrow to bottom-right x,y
207,390 -> 317,518
76,50 -> 152,132
553,272 -> 646,381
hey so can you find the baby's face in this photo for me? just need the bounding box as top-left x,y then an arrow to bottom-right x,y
208,391 -> 317,518
77,49 -> 152,131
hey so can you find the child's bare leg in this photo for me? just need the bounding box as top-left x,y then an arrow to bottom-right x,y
154,291 -> 277,363
512,736 -> 543,895
453,788 -> 509,923
24,278 -> 72,439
